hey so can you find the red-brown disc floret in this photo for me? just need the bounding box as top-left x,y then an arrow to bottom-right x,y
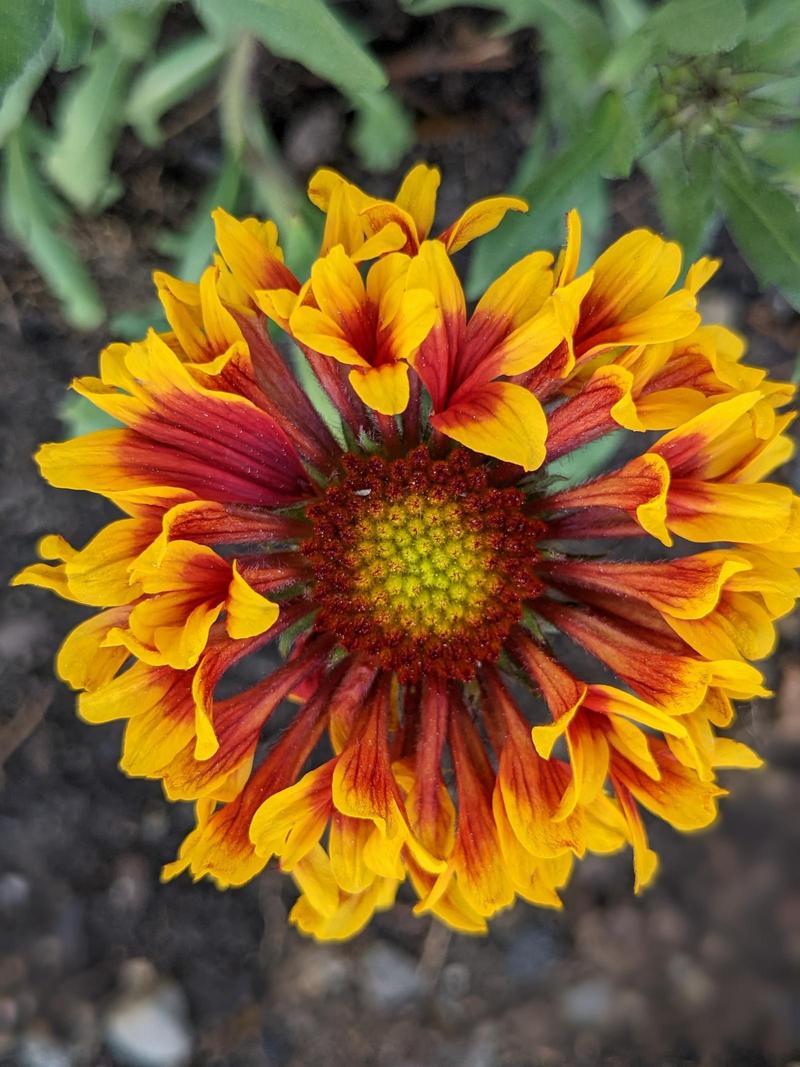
304,447 -> 544,680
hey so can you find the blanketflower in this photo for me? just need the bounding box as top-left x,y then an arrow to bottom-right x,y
15,164 -> 798,942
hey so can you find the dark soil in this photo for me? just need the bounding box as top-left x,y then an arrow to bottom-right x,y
1,4 -> 799,1066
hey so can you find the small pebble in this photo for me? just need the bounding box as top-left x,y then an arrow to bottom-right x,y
0,873 -> 30,910
104,980 -> 192,1067
560,978 -> 613,1027
287,945 -> 350,1000
358,943 -> 425,1012
18,1033 -> 72,1067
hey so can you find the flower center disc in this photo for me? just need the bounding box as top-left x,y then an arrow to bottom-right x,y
304,447 -> 544,680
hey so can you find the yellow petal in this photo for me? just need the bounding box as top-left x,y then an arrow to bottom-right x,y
433,381 -> 548,471
439,195 -> 528,253
556,208 -> 582,286
407,239 -> 466,320
225,561 -> 280,640
289,306 -> 368,366
57,608 -> 131,691
471,250 -> 554,334
669,481 -> 793,545
349,362 -> 410,416
685,256 -> 721,294
394,162 -> 441,241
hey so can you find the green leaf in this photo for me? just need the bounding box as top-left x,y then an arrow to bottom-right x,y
600,95 -> 639,179
288,341 -> 344,445
125,34 -> 226,146
273,206 -> 324,281
734,0 -> 800,56
192,0 -> 387,98
716,150 -> 800,307
0,0 -> 54,100
349,89 -> 414,172
743,126 -> 800,190
522,93 -> 626,205
732,22 -> 800,75
601,0 -> 647,38
650,0 -> 746,56
0,37 -> 55,146
84,0 -> 159,17
531,0 -> 611,103
467,169 -> 609,297
55,0 -> 93,69
2,125 -> 104,329
161,153 -> 243,282
104,5 -> 163,59
60,392 -> 120,437
643,135 -> 717,260
109,302 -> 167,339
750,73 -> 800,110
600,27 -> 653,88
517,0 -> 606,41
43,37 -> 134,211
467,96 -> 627,293
547,431 -> 625,485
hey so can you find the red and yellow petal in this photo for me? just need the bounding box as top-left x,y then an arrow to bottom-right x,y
611,777 -> 659,893
466,250 -> 554,360
613,738 -> 726,833
547,554 -> 751,621
435,710 -> 514,918
290,858 -> 399,941
574,228 -> 697,357
45,336 -> 311,507
668,480 -> 794,545
249,760 -> 334,868
394,162 -> 441,243
432,381 -> 548,471
544,452 -> 672,545
349,361 -> 410,415
331,679 -> 404,837
225,561 -> 280,640
437,195 -> 528,254
56,607 -> 132,692
161,650 -> 324,802
212,208 -> 297,299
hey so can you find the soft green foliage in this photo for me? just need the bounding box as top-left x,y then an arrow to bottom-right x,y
454,0 -> 800,305
546,431 -> 625,485
468,91 -> 629,294
45,38 -> 140,211
2,123 -> 104,328
59,391 -> 122,437
0,0 -> 54,97
125,34 -> 227,146
0,0 -> 411,325
1,0 -> 800,327
193,0 -> 387,96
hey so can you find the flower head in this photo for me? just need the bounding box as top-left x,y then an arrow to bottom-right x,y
15,164 -> 798,941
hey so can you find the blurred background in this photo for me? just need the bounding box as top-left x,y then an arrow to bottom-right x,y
2,1 -> 800,1064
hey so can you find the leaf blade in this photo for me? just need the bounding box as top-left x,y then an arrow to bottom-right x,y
193,0 -> 387,97
716,150 -> 800,306
2,125 -> 105,329
650,0 -> 746,56
0,0 -> 54,100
